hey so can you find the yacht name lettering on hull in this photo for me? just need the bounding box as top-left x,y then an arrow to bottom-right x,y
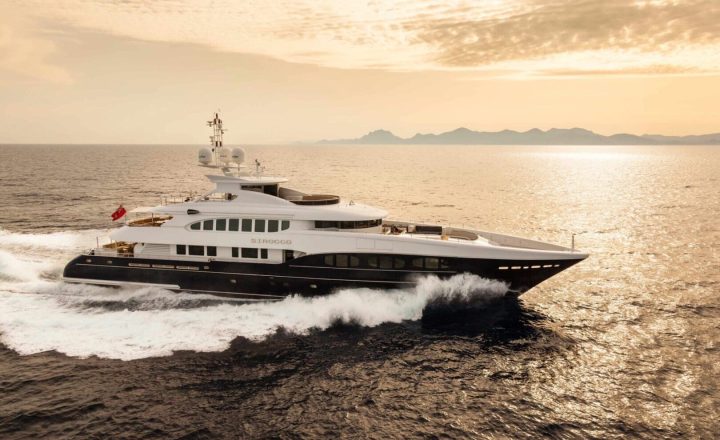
251,238 -> 292,245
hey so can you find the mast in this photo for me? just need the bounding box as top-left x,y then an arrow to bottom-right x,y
207,112 -> 225,166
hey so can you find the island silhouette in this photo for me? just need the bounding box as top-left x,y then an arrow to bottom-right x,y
318,127 -> 720,145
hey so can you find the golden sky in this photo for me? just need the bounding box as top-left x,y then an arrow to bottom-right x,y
1,0 -> 719,143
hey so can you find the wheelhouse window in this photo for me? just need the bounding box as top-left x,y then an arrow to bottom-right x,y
176,245 -> 186,255
255,219 -> 266,232
215,219 -> 226,231
229,219 -> 239,231
203,220 -> 213,230
268,220 -> 279,232
314,219 -> 382,229
190,222 -> 201,230
241,219 -> 252,232
281,220 -> 290,230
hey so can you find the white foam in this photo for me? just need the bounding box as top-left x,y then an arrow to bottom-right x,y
0,227 -> 105,251
0,228 -> 508,361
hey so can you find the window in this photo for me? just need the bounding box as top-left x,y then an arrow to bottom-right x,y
367,255 -> 378,268
284,250 -> 295,261
315,219 -> 383,229
176,245 -> 186,255
281,220 -> 290,230
216,219 -> 226,231
440,258 -> 450,269
324,255 -> 334,266
190,222 -> 201,230
232,247 -> 239,258
268,220 -> 279,232
242,248 -> 258,258
260,249 -> 268,259
241,219 -> 252,232
425,257 -> 439,270
411,258 -> 424,269
379,256 -> 392,269
350,256 -> 360,267
393,257 -> 406,269
207,246 -> 217,257
229,219 -> 239,231
189,245 -> 204,256
336,254 -> 349,267
203,219 -> 213,230
255,219 -> 265,233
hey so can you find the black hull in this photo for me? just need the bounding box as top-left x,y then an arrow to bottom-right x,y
62,252 -> 583,300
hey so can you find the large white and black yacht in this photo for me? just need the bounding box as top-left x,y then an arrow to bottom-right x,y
63,114 -> 588,300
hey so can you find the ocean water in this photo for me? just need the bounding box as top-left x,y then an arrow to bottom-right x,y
0,144 -> 718,438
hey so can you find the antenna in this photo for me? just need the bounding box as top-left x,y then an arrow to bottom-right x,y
205,111 -> 227,167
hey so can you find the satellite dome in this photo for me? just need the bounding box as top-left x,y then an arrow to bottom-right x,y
231,147 -> 245,164
198,147 -> 212,164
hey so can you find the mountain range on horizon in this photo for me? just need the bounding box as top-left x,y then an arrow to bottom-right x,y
317,127 -> 720,145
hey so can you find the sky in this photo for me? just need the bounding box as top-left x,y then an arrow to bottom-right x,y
1,0 -> 719,144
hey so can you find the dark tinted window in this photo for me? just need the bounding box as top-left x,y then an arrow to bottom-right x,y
268,220 -> 279,232
189,245 -> 204,256
440,258 -> 450,269
411,258 -> 424,269
324,255 -> 334,266
229,219 -> 239,231
176,244 -> 186,255
203,220 -> 213,230
281,220 -> 290,230
336,255 -> 349,267
241,219 -> 252,232
215,219 -> 226,231
231,247 -> 238,258
425,257 -> 439,270
379,256 -> 392,269
350,256 -> 360,267
367,255 -> 378,268
242,248 -> 258,258
260,249 -> 268,259
394,257 -> 405,269
207,246 -> 217,257
255,219 -> 265,232
190,222 -> 201,230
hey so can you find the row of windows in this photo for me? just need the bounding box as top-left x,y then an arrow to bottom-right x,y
321,254 -> 450,270
190,218 -> 290,233
315,219 -> 383,229
499,264 -> 560,270
176,245 -> 268,259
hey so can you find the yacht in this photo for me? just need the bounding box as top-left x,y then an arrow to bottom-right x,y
63,114 -> 588,300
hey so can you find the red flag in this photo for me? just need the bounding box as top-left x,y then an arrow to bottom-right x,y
111,205 -> 127,221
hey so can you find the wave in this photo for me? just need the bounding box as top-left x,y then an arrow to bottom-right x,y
0,228 -> 509,361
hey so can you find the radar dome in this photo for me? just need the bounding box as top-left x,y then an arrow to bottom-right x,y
198,147 -> 212,164
231,147 -> 245,164
217,147 -> 231,164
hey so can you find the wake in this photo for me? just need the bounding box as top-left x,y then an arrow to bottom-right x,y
0,228 -> 509,361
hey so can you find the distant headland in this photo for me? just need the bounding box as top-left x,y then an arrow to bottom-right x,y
317,127 -> 720,145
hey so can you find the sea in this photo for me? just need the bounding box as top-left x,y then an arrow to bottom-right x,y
0,144 -> 718,439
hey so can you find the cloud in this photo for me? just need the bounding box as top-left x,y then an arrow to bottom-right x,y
0,7 -> 73,84
405,0 -> 720,68
6,0 -> 720,76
